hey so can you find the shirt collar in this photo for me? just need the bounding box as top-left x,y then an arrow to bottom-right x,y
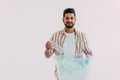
62,27 -> 77,35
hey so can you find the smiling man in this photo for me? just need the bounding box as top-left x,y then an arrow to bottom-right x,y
45,8 -> 93,80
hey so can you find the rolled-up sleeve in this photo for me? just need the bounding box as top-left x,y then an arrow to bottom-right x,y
82,33 -> 92,55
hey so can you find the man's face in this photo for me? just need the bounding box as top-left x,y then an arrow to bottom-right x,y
63,13 -> 76,28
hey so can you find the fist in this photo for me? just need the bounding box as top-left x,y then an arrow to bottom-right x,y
45,41 -> 52,50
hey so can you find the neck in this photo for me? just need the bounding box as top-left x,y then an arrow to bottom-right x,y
65,27 -> 75,33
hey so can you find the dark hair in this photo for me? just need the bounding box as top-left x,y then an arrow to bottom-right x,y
63,8 -> 76,17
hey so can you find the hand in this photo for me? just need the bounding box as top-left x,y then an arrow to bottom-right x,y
45,41 -> 52,50
87,52 -> 93,56
84,51 -> 93,56
45,41 -> 53,58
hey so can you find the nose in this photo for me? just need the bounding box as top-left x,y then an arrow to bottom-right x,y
68,18 -> 72,22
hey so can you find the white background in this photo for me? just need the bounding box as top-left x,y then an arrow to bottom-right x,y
0,0 -> 120,80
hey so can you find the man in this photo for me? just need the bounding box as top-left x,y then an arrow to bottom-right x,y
45,8 -> 93,80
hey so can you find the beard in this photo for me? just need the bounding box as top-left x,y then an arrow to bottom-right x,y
64,22 -> 75,28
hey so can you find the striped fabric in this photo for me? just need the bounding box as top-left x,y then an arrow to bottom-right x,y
49,28 -> 92,80
50,28 -> 91,55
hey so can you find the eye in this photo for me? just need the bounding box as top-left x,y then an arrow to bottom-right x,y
71,17 -> 73,19
65,17 -> 69,20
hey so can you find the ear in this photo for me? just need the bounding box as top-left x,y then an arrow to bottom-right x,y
75,17 -> 76,22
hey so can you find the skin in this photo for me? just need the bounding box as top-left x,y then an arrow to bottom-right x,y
45,13 -> 92,58
45,41 -> 53,58
63,13 -> 76,33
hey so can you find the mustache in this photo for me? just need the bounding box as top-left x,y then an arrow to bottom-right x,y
67,22 -> 72,24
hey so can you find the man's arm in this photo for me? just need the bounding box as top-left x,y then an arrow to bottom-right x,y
82,33 -> 93,56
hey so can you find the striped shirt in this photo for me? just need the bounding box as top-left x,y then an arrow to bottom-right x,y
49,28 -> 92,80
50,28 -> 92,56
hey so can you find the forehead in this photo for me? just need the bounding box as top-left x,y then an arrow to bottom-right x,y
64,13 -> 75,17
